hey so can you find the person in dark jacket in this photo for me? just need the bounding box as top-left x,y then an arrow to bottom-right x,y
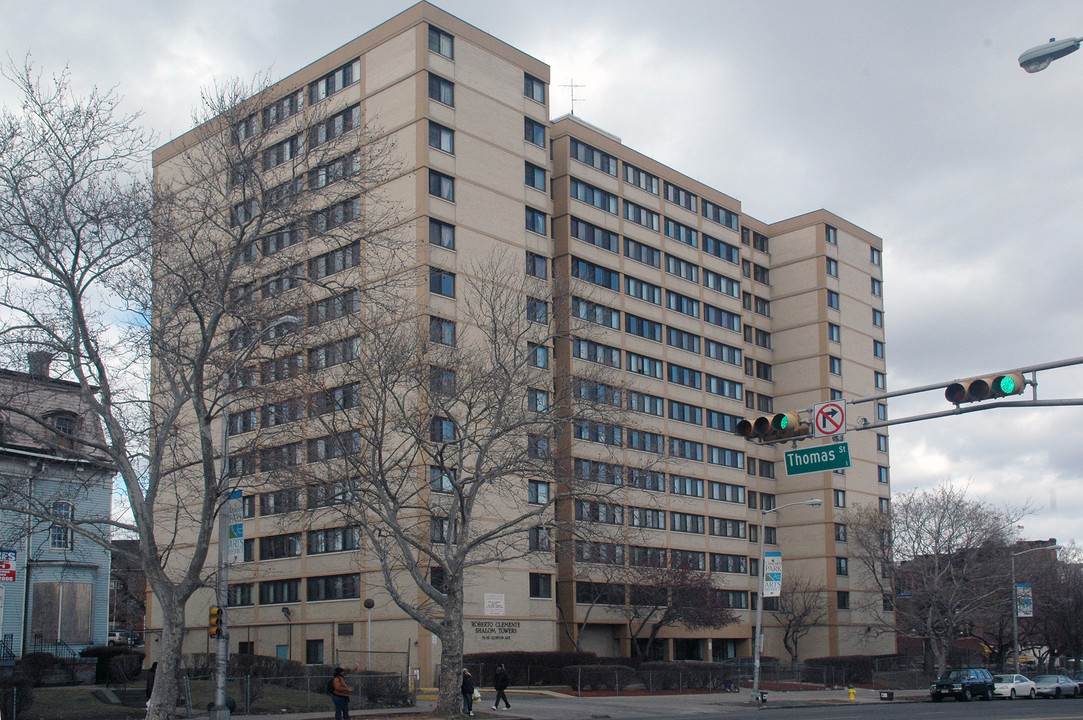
461,668 -> 476,716
492,663 -> 511,710
145,661 -> 157,706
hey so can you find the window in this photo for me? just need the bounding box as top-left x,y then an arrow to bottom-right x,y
527,387 -> 549,413
429,267 -> 455,297
706,340 -> 741,366
668,401 -> 702,426
628,507 -> 666,530
836,557 -> 849,576
755,361 -> 773,381
871,246 -> 882,266
429,170 -> 454,201
835,523 -> 847,542
528,526 -> 552,551
664,219 -> 698,248
625,313 -> 662,342
529,573 -> 552,599
263,135 -> 302,171
528,342 -> 549,368
702,200 -> 739,230
526,251 -> 548,279
875,371 -> 886,390
877,402 -> 887,421
575,378 -> 621,406
833,489 -> 846,508
672,549 -> 706,570
526,207 -> 547,235
664,182 -> 697,212
309,59 -> 360,103
703,269 -> 740,298
528,480 -> 549,504
753,264 -> 770,285
669,437 -> 703,460
624,163 -> 659,194
826,257 -> 838,277
261,89 -> 303,130
668,363 -> 701,389
878,466 -> 889,484
570,139 -> 618,175
754,329 -> 771,349
309,244 -> 359,280
528,434 -> 550,459
429,121 -> 454,154
667,327 -> 700,354
431,516 -> 451,544
430,365 -> 456,395
626,352 -> 663,379
623,200 -> 660,231
428,25 -> 454,58
259,579 -> 301,604
430,316 -> 455,345
704,234 -> 740,264
666,290 -> 700,318
625,276 -> 661,304
871,278 -> 883,296
827,290 -> 840,310
572,337 -> 621,367
524,117 -> 545,147
880,497 -> 890,514
710,553 -> 747,574
837,591 -> 850,610
877,434 -> 888,452
308,573 -> 360,601
308,151 -> 362,190
873,308 -> 884,327
260,533 -> 302,560
572,297 -> 620,329
873,339 -> 885,358
704,304 -> 740,332
626,429 -> 664,454
670,474 -> 704,497
570,178 -> 618,214
829,356 -> 842,375
575,500 -> 623,524
709,517 -> 747,539
575,458 -> 624,485
571,217 -> 619,253
430,416 -> 456,443
50,501 -> 73,550
626,390 -> 663,417
310,105 -> 361,147
428,73 -> 454,106
429,219 -> 455,249
430,466 -> 455,493
624,237 -> 660,268
525,162 -> 546,190
524,73 -> 546,103
707,446 -> 744,469
825,225 -> 838,244
828,323 -> 840,343
228,584 -> 254,607
574,421 -> 622,446
708,481 -> 745,504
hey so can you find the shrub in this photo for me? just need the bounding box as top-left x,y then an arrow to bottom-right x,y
356,673 -> 411,707
562,664 -> 636,691
18,653 -> 56,687
81,645 -> 145,685
462,651 -> 599,686
638,661 -> 731,691
804,655 -> 878,685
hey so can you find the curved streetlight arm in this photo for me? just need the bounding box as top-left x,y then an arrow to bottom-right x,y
1019,37 -> 1082,73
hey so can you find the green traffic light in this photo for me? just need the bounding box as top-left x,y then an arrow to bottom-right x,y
778,415 -> 789,429
997,375 -> 1016,394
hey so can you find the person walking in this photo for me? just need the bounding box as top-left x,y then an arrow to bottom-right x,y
331,667 -> 352,720
145,662 -> 157,707
461,668 -> 476,716
492,663 -> 511,710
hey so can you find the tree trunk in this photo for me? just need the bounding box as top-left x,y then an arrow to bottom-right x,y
435,590 -> 466,715
146,591 -> 188,720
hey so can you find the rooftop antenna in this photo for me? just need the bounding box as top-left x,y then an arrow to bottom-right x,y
560,78 -> 586,115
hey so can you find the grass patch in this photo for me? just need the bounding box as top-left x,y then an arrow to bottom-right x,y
17,687 -> 147,720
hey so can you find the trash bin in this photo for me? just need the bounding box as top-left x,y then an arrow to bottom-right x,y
879,691 -> 894,701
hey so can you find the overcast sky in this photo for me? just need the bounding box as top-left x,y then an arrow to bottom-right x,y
3,1 -> 1081,548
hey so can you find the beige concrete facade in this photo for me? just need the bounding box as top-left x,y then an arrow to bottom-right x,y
148,1 -> 892,684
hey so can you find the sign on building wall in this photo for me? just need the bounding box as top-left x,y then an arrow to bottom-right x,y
763,551 -> 782,598
0,550 -> 16,582
484,593 -> 505,616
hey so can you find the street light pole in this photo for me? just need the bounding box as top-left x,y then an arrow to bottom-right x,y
751,498 -> 822,707
1010,543 -> 1061,674
212,315 -> 300,720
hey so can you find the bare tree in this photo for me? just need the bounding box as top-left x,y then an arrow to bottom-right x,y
772,573 -> 826,668
846,482 -> 1027,675
0,60 -> 400,720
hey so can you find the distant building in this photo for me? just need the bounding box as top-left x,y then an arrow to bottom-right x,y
110,539 -> 146,637
148,2 -> 892,681
0,353 -> 114,658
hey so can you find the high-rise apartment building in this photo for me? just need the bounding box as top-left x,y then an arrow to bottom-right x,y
148,2 -> 892,682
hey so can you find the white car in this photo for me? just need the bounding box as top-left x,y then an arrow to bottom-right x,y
992,674 -> 1036,699
1033,674 -> 1079,698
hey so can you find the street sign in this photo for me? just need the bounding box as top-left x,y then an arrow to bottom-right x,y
763,552 -> 782,598
812,401 -> 846,438
784,442 -> 851,476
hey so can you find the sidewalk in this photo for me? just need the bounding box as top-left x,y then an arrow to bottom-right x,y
235,685 -> 929,720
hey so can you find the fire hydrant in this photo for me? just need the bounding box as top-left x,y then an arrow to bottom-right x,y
848,685 -> 856,702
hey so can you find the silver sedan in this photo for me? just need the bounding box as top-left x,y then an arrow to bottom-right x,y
1033,674 -> 1079,698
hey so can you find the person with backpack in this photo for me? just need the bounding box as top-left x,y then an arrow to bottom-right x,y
330,667 -> 352,720
492,663 -> 511,710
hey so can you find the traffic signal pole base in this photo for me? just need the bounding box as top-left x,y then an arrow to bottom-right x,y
209,706 -> 231,720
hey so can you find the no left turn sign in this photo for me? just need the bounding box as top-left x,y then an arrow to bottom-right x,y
812,401 -> 846,438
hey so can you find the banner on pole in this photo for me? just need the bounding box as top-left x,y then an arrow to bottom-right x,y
763,551 -> 782,598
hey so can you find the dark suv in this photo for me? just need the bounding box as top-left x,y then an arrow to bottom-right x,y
930,668 -> 995,702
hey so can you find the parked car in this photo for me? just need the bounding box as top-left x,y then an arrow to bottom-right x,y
1033,674 -> 1079,698
992,674 -> 1036,699
1068,670 -> 1083,694
930,668 -> 996,702
107,630 -> 133,646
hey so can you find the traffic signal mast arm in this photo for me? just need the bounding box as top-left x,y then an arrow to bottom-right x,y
847,355 -> 1083,432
